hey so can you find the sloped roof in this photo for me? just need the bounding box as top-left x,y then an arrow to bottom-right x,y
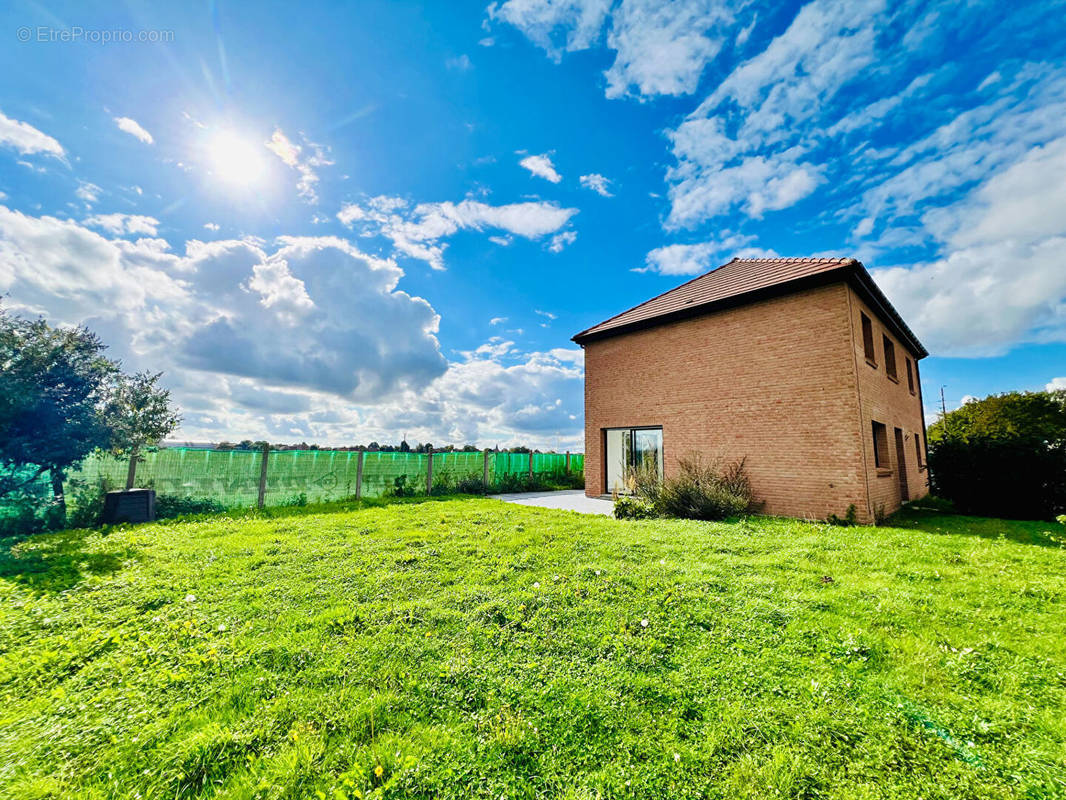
572,257 -> 927,357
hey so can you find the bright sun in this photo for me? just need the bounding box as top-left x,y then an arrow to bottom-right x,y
206,130 -> 268,187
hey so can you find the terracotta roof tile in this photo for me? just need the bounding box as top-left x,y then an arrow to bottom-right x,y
572,256 -> 927,357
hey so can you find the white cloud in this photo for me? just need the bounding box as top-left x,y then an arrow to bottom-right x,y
603,0 -> 733,99
114,116 -> 154,145
640,235 -> 777,276
0,206 -> 447,404
0,110 -> 65,159
265,128 -> 334,203
872,135 -> 1066,356
519,153 -> 562,183
548,230 -> 577,253
337,195 -> 578,270
75,181 -> 102,206
534,309 -> 557,320
84,213 -> 160,236
203,222 -> 220,231
489,0 -> 738,99
579,173 -> 613,196
1047,378 -> 1066,391
490,316 -> 507,325
446,54 -> 473,70
488,0 -> 610,62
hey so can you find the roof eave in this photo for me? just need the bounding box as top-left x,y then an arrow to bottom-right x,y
572,266 -> 853,346
571,263 -> 929,359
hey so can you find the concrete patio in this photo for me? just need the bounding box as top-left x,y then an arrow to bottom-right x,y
488,489 -> 613,516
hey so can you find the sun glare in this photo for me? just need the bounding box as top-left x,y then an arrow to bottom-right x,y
206,130 -> 268,187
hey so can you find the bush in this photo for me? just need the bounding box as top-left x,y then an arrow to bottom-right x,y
928,436 -> 1066,520
155,495 -> 227,519
454,474 -> 489,495
387,474 -> 415,498
613,495 -> 656,520
0,492 -> 64,536
634,454 -> 759,521
65,477 -> 113,528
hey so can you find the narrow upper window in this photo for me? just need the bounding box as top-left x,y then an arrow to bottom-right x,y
906,357 -> 915,394
883,335 -> 897,380
861,313 -> 876,364
914,432 -> 924,469
872,421 -> 889,469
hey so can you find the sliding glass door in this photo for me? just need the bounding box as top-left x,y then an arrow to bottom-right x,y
604,427 -> 663,494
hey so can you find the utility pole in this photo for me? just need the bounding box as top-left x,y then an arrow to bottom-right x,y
940,386 -> 947,419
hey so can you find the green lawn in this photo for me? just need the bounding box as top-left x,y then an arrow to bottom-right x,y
1,499 -> 1064,799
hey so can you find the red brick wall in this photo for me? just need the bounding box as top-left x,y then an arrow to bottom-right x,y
581,281 -> 928,522
583,283 -> 869,520
845,286 -> 930,519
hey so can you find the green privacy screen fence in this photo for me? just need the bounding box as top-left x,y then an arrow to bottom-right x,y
53,447 -> 585,510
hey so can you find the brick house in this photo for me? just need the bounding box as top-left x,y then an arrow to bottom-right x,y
572,257 -> 929,523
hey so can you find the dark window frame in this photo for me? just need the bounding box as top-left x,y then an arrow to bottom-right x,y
883,334 -> 898,381
603,425 -> 664,494
872,420 -> 890,471
905,357 -> 915,394
861,312 -> 876,365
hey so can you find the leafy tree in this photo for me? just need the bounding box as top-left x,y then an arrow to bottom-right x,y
928,390 -> 1066,520
929,390 -> 1066,443
103,371 -> 181,489
0,308 -> 116,501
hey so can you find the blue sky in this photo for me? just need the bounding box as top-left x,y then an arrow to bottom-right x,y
1,0 -> 1064,449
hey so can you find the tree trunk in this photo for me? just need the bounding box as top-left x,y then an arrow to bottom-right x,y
51,469 -> 66,522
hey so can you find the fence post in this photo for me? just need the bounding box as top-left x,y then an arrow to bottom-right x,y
257,444 -> 270,509
125,448 -> 138,491
528,450 -> 534,480
565,451 -> 571,473
425,446 -> 434,494
483,448 -> 491,489
355,450 -> 364,500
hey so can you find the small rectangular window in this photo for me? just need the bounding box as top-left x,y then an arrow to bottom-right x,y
872,421 -> 889,469
861,313 -> 876,363
906,358 -> 915,394
914,432 -> 924,469
883,335 -> 897,380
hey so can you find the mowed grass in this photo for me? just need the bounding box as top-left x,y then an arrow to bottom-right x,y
1,499 -> 1064,799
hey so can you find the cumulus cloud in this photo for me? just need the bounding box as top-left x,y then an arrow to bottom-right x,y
114,116 -> 154,145
0,110 -> 65,159
1048,378 -> 1066,391
337,195 -> 578,269
265,128 -> 334,203
0,206 -> 447,403
84,213 -> 160,236
579,173 -> 613,196
0,204 -> 586,446
640,235 -> 777,275
519,153 -> 562,183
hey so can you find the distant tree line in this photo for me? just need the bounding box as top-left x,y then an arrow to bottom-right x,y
213,440 -> 553,454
